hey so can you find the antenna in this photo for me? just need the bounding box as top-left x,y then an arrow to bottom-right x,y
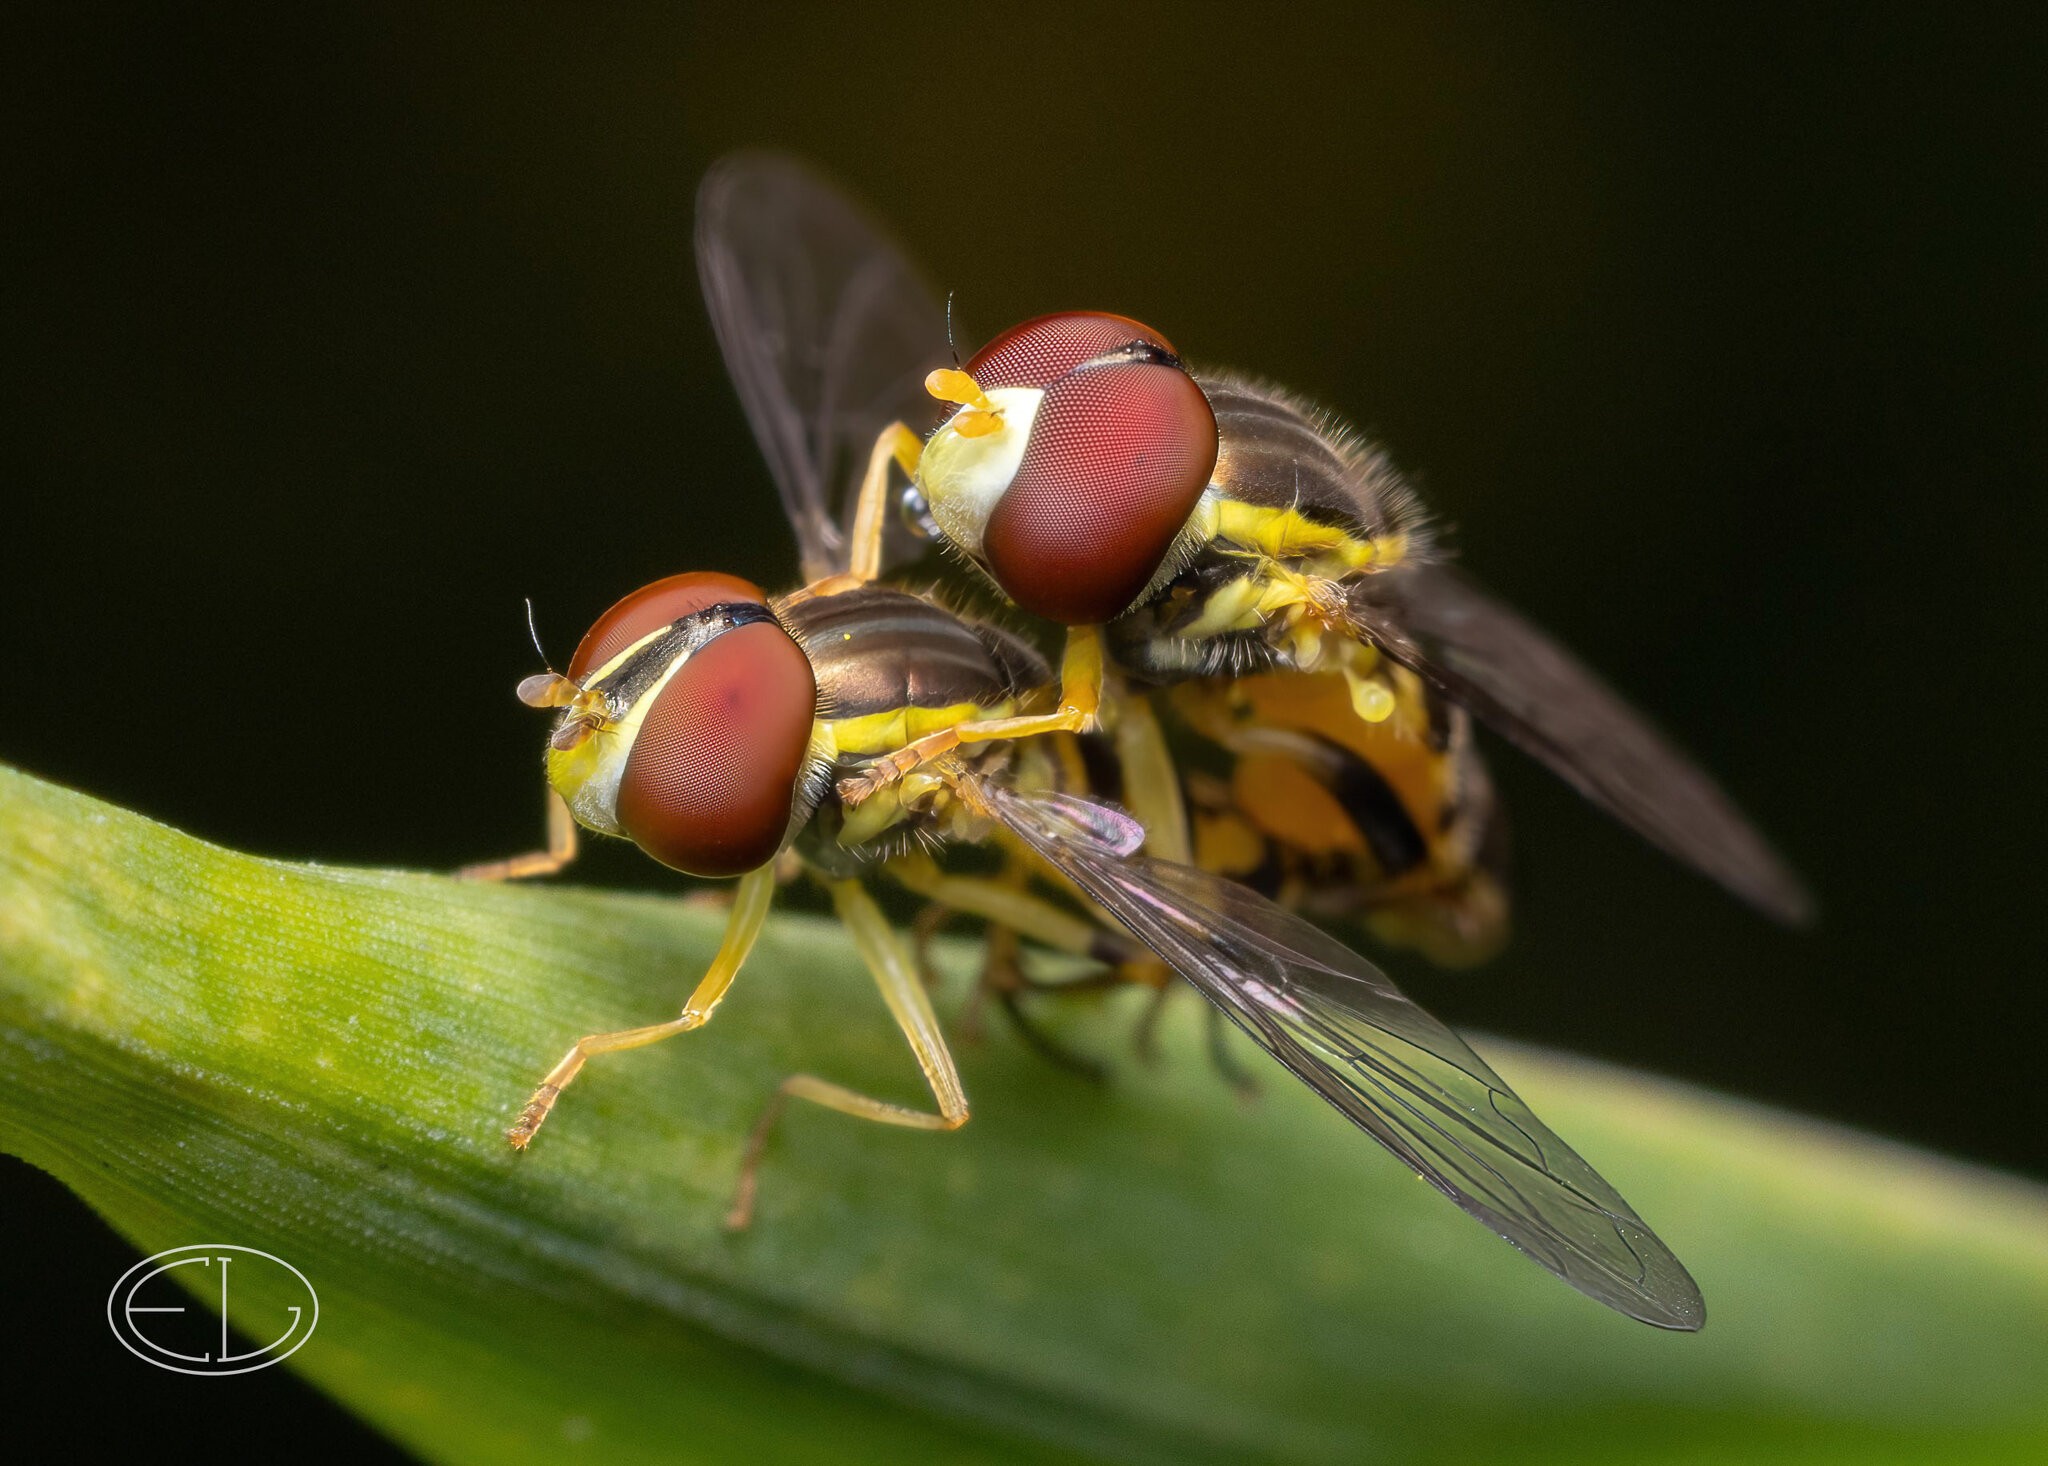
524,597 -> 556,674
945,291 -> 961,368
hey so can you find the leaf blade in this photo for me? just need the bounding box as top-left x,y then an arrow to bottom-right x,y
2,764 -> 2045,1465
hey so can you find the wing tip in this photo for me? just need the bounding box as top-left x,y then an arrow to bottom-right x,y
1636,1303 -> 1708,1333
1726,848 -> 1818,929
1579,1235 -> 1708,1332
1637,1283 -> 1708,1332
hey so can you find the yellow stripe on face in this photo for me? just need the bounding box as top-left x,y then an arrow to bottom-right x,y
544,648 -> 696,837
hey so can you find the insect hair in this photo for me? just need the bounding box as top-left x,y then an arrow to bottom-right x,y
1194,367 -> 1441,566
832,819 -> 950,869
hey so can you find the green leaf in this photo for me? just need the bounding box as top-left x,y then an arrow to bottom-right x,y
2,764 -> 2044,1465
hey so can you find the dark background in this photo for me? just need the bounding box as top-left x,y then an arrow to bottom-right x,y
3,3 -> 2040,1460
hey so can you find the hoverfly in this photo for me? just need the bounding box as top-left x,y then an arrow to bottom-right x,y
464,568 -> 1052,1178
708,159 -> 1812,931
676,153 -> 1704,1327
693,160 -> 1519,977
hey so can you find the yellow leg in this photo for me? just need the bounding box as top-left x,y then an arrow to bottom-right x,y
894,845 -> 1170,980
507,865 -> 776,1149
725,877 -> 967,1230
839,625 -> 1106,805
908,859 -> 1073,1050
909,901 -> 986,1041
456,790 -> 579,882
892,856 -> 1140,1081
888,851 -> 1160,977
1109,693 -> 1192,866
887,852 -> 1107,959
848,422 -> 925,583
779,423 -> 925,604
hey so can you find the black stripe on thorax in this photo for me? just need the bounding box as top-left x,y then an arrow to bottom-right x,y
587,601 -> 778,712
1200,373 -> 1418,539
778,586 -> 1039,720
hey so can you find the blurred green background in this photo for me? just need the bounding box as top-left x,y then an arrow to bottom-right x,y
2,3 -> 2040,1460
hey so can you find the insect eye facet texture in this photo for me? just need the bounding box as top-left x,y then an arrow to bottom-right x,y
568,570 -> 769,680
985,360 -> 1219,622
615,621 -> 816,876
968,310 -> 1177,390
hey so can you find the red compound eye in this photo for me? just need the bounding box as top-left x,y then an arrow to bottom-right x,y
983,360 -> 1218,624
615,620 -> 817,877
567,571 -> 767,681
967,311 -> 1177,390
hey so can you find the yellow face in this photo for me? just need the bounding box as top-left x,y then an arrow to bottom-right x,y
915,386 -> 1043,558
913,327 -> 1226,626
542,686 -> 655,840
522,625 -> 698,841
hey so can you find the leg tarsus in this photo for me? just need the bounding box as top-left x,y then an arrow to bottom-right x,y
725,1087 -> 791,1230
507,1083 -> 561,1149
1131,979 -> 1173,1067
458,790 -> 579,882
995,987 -> 1109,1083
505,865 -> 775,1150
725,878 -> 970,1228
725,1072 -> 969,1232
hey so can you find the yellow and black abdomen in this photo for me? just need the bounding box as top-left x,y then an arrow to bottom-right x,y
1169,666 -> 1510,967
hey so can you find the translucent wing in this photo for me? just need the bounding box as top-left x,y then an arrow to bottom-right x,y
977,778 -> 1706,1330
1353,563 -> 1812,925
694,152 -> 951,582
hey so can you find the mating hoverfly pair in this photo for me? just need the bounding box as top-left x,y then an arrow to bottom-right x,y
467,154 -> 1809,1331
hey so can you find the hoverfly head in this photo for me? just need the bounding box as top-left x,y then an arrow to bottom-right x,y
915,311 -> 1219,625
529,571 -> 819,877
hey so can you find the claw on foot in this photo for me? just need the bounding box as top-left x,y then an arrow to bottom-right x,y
723,1185 -> 757,1233
507,1083 -> 560,1150
839,751 -> 915,808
